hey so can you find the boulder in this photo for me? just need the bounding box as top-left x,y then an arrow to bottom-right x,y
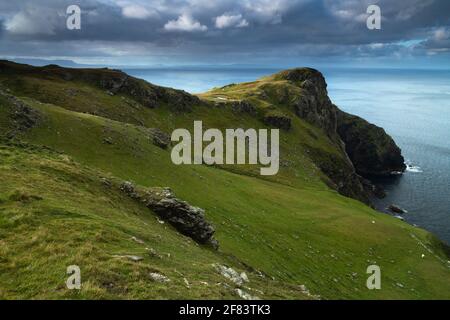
149,272 -> 170,283
150,198 -> 216,246
119,181 -> 139,199
118,182 -> 218,248
149,128 -> 171,149
235,289 -> 260,300
213,264 -> 249,286
388,204 -> 406,214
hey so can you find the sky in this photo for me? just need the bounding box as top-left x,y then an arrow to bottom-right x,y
0,0 -> 449,68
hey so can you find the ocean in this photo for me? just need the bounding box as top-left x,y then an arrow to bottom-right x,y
125,67 -> 450,244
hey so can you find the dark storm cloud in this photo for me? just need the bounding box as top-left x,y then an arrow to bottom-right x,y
0,0 -> 449,63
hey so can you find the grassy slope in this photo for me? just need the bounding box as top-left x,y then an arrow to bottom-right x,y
0,141 -> 310,300
0,65 -> 449,299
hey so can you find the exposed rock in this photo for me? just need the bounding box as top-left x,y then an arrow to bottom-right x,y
12,104 -> 40,130
161,187 -> 175,198
337,111 -> 406,177
149,128 -> 171,149
270,67 -> 406,204
240,272 -> 249,283
235,288 -> 260,300
148,248 -> 163,259
372,184 -> 387,199
214,100 -> 257,115
276,68 -> 338,137
112,255 -> 144,262
276,68 -> 327,87
127,255 -> 144,262
0,89 -> 41,138
118,182 -> 218,248
270,69 -> 372,203
214,264 -> 249,286
183,278 -> 191,288
95,72 -> 201,111
263,112 -> 292,130
150,198 -> 216,246
230,100 -> 257,115
102,137 -> 113,145
131,236 -> 145,245
360,177 -> 386,199
304,145 -> 371,204
149,272 -> 170,283
389,204 -> 406,214
119,181 -> 139,199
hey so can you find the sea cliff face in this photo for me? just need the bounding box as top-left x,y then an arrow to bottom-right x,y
268,68 -> 406,202
336,110 -> 406,177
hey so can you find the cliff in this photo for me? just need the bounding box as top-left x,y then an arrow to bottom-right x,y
204,67 -> 406,203
337,110 -> 406,177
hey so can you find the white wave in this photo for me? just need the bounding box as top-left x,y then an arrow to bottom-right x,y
405,160 -> 423,173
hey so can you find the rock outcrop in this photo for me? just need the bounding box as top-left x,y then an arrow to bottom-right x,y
149,128 -> 171,149
276,68 -> 338,137
119,182 -> 218,248
230,100 -> 257,115
271,68 -> 406,202
0,88 -> 41,139
151,197 -> 216,246
214,100 -> 257,116
336,111 -> 406,177
263,112 -> 292,130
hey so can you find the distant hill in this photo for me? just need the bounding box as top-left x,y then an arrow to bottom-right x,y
7,58 -> 88,68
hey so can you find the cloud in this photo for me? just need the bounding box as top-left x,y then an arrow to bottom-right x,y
418,27 -> 450,54
433,27 -> 449,41
164,14 -> 207,32
243,0 -> 295,25
121,4 -> 156,19
5,5 -> 61,35
214,14 -> 249,29
1,0 -> 449,65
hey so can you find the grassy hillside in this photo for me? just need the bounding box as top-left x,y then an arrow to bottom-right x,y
0,61 -> 449,299
0,140 -> 311,299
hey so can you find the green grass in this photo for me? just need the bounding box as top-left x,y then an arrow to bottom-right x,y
0,142 -> 311,299
0,63 -> 449,299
